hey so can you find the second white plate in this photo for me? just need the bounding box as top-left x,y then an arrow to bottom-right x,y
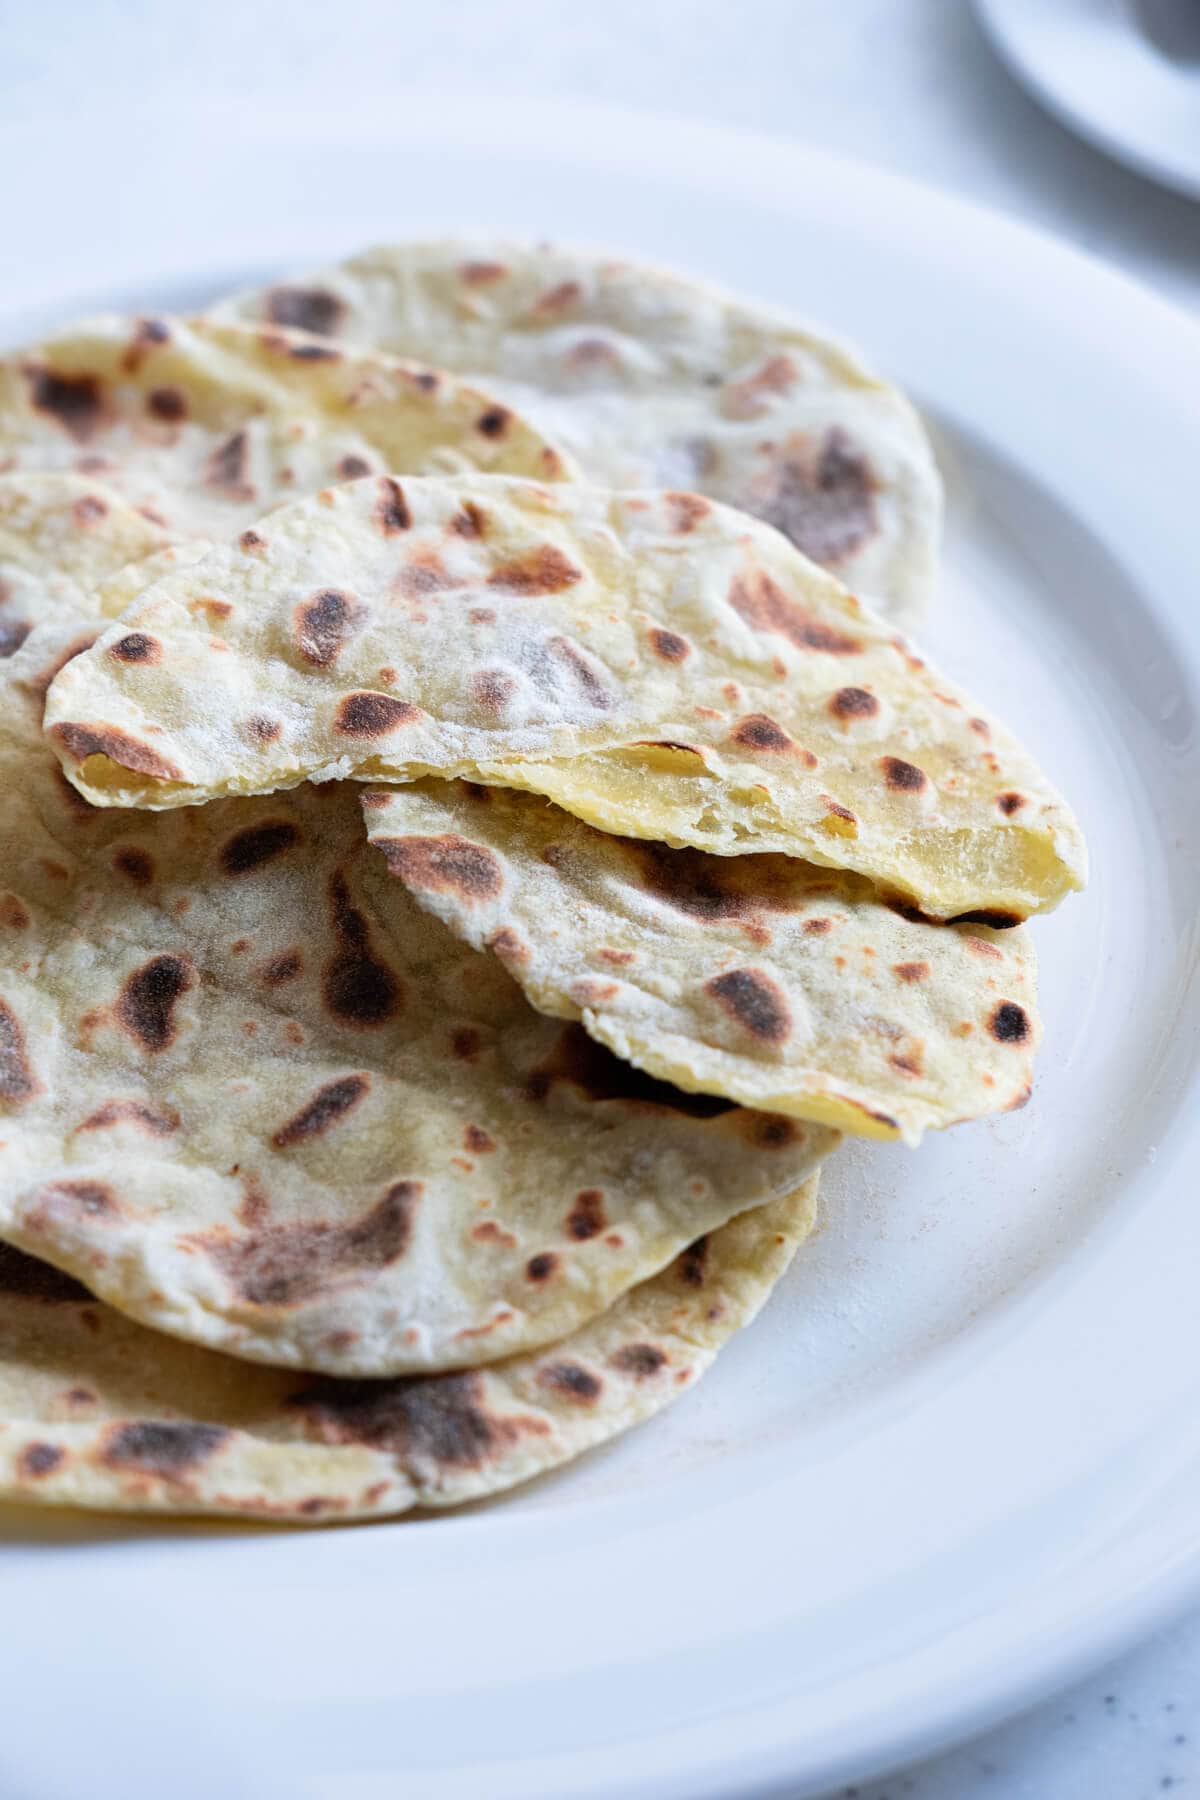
977,0 -> 1200,199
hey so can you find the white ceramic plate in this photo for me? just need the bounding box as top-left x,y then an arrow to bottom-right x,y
976,0 -> 1200,199
2,96 -> 1200,1800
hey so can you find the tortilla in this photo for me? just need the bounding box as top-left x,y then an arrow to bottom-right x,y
1,498 -> 833,1376
46,475 -> 1085,922
0,313 -> 570,541
0,1178 -> 817,1520
210,238 -> 941,620
362,780 -> 1040,1145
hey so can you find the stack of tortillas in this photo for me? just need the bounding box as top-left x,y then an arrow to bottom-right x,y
0,242 -> 1083,1522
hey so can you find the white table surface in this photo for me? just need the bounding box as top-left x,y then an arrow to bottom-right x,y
5,3 -> 1199,1796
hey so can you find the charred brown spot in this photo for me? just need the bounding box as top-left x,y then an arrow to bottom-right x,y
881,756 -> 927,793
259,948 -> 303,986
889,1048 -> 924,1077
665,492 -> 711,533
272,1073 -> 371,1148
293,589 -> 363,666
377,833 -> 504,904
208,1180 -> 419,1307
396,550 -> 451,597
471,668 -> 516,711
109,631 -> 160,665
755,428 -> 878,567
102,1421 -> 229,1477
487,544 -> 583,596
72,493 -> 108,526
78,1098 -> 178,1136
884,895 -> 940,926
206,429 -> 253,499
245,713 -> 282,744
962,935 -> 1002,959
988,1000 -> 1031,1044
830,685 -> 879,720
706,967 -> 792,1043
630,844 -> 758,926
322,872 -> 403,1027
0,896 -> 30,929
526,1252 -> 559,1282
678,1237 -> 709,1287
722,353 -> 799,417
333,692 -> 420,737
51,722 -> 182,783
803,918 -> 831,935
570,977 -> 619,1004
376,477 -> 411,535
451,501 -> 488,539
119,318 -> 169,373
116,953 -> 195,1052
525,1023 -> 733,1118
566,1189 -> 607,1240
0,1242 -> 90,1302
239,529 -> 266,553
291,1368 -> 523,1469
461,260 -> 508,285
953,909 -> 1023,930
730,713 -> 795,752
337,455 -> 372,480
539,1362 -> 602,1404
729,568 -> 862,654
220,819 -> 300,877
747,1114 -> 800,1148
0,998 -> 39,1104
25,367 -> 104,440
451,1026 -> 481,1062
146,386 -> 186,422
266,287 -> 345,335
564,336 -> 622,371
19,1442 -> 64,1479
649,627 -> 690,663
471,1220 -> 515,1247
543,635 -> 610,709
464,1124 -> 496,1154
894,960 -> 930,982
32,1179 -> 119,1218
610,1343 -> 668,1379
487,927 -> 530,966
475,405 -> 511,439
534,280 -> 582,314
288,339 -> 339,362
997,792 -> 1026,816
0,617 -> 32,658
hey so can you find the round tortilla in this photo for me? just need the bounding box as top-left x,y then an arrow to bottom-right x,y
45,475 -> 1085,922
361,779 -> 1041,1146
210,238 -> 941,620
0,478 -> 834,1375
0,313 -> 571,541
0,1178 -> 817,1521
